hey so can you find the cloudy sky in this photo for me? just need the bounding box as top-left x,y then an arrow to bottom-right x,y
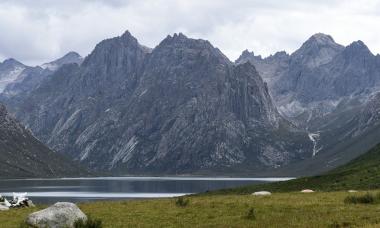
0,0 -> 379,65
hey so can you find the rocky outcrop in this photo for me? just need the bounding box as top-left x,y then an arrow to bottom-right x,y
26,202 -> 87,228
2,31 -> 312,175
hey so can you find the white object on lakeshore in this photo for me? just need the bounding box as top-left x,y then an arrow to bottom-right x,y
301,189 -> 314,193
26,202 -> 87,228
13,192 -> 28,206
252,191 -> 271,196
3,198 -> 11,207
348,190 -> 358,193
0,205 -> 9,211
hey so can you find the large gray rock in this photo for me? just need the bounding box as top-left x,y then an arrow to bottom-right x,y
26,202 -> 87,228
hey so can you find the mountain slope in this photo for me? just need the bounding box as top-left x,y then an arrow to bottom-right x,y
236,33 -> 380,176
1,32 -> 313,174
0,104 -> 89,178
211,143 -> 380,194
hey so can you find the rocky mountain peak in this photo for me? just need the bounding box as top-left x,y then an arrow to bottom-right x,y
291,33 -> 344,68
82,30 -> 148,68
308,33 -> 336,45
235,50 -> 263,64
344,40 -> 373,57
1,58 -> 26,68
41,52 -> 83,71
156,33 -> 230,64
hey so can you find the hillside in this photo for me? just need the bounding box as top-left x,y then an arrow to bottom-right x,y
0,104 -> 90,178
211,143 -> 380,194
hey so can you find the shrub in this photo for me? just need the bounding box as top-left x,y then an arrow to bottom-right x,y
344,193 -> 374,204
328,221 -> 351,228
245,207 -> 256,220
175,197 -> 189,207
74,216 -> 103,228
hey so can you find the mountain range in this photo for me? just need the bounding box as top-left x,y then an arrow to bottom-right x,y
0,31 -> 379,176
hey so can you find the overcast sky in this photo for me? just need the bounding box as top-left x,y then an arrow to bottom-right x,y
0,0 -> 379,65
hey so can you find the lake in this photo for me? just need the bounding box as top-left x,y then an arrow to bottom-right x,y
0,176 -> 292,204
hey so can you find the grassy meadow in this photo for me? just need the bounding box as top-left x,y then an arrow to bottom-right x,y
3,191 -> 380,227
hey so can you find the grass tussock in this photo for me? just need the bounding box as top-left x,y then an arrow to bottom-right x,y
344,192 -> 380,204
244,207 -> 256,220
74,216 -> 103,228
175,197 -> 190,207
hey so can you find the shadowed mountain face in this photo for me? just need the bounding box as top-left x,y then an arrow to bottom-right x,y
1,32 -> 313,175
0,104 -> 89,178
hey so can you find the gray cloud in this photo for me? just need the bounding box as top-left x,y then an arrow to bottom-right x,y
0,0 -> 379,65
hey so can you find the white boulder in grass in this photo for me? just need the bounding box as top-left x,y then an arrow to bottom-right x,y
252,191 -> 272,196
26,202 -> 87,228
301,189 -> 314,193
348,190 -> 358,193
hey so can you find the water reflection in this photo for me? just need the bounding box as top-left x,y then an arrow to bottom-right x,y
0,176 -> 292,204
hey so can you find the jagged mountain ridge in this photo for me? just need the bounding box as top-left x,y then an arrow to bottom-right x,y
0,103 -> 89,178
236,33 -> 380,175
0,52 -> 83,98
2,31 -> 313,174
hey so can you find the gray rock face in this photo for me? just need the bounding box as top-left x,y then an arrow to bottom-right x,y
1,52 -> 83,99
0,58 -> 27,93
236,50 -> 290,93
0,103 -> 89,178
41,51 -> 83,71
235,33 -> 380,175
26,202 -> 87,228
237,33 -> 380,119
3,31 -> 312,174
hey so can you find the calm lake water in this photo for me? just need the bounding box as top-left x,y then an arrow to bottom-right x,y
0,176 -> 292,204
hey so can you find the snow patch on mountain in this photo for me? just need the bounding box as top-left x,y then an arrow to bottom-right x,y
308,132 -> 322,156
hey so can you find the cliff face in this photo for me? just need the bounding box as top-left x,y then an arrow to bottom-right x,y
3,32 -> 312,174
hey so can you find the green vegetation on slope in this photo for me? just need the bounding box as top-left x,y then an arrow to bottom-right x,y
211,143 -> 380,195
4,192 -> 380,228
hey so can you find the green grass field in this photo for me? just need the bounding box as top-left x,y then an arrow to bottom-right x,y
3,191 -> 380,227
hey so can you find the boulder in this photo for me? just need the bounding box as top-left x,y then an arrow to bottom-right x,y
26,202 -> 87,228
348,190 -> 358,193
25,200 -> 36,207
252,191 -> 272,196
301,189 -> 314,193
